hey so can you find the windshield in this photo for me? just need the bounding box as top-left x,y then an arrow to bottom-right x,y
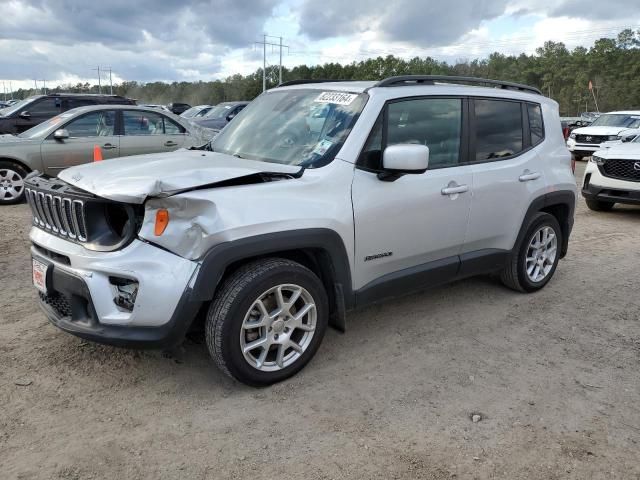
17,111 -> 75,139
211,89 -> 367,168
0,97 -> 35,117
590,114 -> 640,128
203,104 -> 235,119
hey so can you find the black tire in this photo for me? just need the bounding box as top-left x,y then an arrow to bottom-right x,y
571,153 -> 584,162
585,198 -> 614,212
0,160 -> 28,205
206,258 -> 328,386
501,212 -> 562,293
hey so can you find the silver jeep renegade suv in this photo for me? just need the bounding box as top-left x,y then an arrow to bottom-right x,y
25,76 -> 577,386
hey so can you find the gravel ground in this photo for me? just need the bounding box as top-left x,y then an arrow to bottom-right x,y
1,162 -> 639,479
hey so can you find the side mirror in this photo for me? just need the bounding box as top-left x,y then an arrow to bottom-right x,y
19,111 -> 31,118
382,144 -> 429,175
226,112 -> 237,122
53,129 -> 69,140
621,134 -> 637,143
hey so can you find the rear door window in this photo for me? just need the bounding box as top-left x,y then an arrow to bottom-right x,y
122,110 -> 165,135
473,99 -> 524,161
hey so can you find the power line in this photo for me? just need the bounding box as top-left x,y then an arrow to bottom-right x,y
254,34 -> 289,91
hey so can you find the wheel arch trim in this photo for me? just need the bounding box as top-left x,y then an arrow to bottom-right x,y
515,190 -> 576,258
192,228 -> 354,325
0,156 -> 33,173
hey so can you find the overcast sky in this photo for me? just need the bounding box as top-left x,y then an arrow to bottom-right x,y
0,0 -> 639,91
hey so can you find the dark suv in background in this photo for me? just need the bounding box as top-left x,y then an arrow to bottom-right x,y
166,102 -> 191,115
0,94 -> 136,134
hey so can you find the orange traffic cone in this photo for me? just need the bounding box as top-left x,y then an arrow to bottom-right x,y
93,144 -> 103,162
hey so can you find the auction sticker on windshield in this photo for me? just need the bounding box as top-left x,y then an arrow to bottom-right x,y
315,92 -> 358,105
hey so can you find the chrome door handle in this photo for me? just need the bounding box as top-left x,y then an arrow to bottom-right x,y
441,183 -> 469,196
102,143 -> 117,150
164,141 -> 178,147
519,170 -> 541,182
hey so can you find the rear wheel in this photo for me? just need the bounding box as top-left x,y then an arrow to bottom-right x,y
206,258 -> 328,386
501,213 -> 562,293
0,161 -> 28,205
585,198 -> 614,212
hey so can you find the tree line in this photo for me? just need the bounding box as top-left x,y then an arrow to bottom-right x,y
7,29 -> 640,116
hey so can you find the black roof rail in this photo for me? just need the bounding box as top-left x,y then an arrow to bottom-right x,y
373,75 -> 542,95
277,79 -> 357,87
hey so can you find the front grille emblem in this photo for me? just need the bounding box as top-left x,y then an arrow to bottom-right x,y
585,136 -> 593,142
634,162 -> 640,171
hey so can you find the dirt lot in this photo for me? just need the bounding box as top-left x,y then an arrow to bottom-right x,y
1,162 -> 639,479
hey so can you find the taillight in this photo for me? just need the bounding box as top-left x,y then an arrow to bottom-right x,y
571,156 -> 576,174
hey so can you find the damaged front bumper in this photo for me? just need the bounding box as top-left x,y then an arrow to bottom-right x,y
31,228 -> 202,349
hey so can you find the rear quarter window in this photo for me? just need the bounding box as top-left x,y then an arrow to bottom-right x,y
527,103 -> 544,146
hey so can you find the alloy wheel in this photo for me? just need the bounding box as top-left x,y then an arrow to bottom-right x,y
525,225 -> 558,283
0,168 -> 24,201
240,284 -> 317,372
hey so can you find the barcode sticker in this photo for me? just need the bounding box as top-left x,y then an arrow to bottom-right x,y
314,92 -> 358,105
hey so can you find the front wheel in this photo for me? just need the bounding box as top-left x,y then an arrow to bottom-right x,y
501,213 -> 562,293
206,258 -> 328,386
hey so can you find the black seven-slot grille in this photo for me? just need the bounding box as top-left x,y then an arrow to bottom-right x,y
26,187 -> 88,241
599,159 -> 640,182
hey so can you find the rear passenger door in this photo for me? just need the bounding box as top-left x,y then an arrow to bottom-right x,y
352,97 -> 473,292
119,110 -> 187,157
463,99 -> 547,255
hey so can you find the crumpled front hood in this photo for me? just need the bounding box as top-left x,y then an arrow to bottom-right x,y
58,149 -> 302,204
596,142 -> 640,160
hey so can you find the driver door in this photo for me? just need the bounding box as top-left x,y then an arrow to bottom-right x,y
41,110 -> 120,176
351,97 -> 473,295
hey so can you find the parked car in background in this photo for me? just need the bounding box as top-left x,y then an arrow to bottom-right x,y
193,101 -> 249,130
0,94 -> 136,135
139,104 -> 170,112
560,117 -> 591,140
581,111 -> 601,123
180,105 -> 213,119
566,111 -> 640,160
167,102 -> 191,115
0,105 -> 213,204
582,136 -> 640,211
0,101 -> 10,109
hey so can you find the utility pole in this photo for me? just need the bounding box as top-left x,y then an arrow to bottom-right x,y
108,68 -> 113,95
279,37 -> 283,85
9,81 -> 12,99
41,80 -> 47,94
92,67 -> 102,94
254,35 -> 289,92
